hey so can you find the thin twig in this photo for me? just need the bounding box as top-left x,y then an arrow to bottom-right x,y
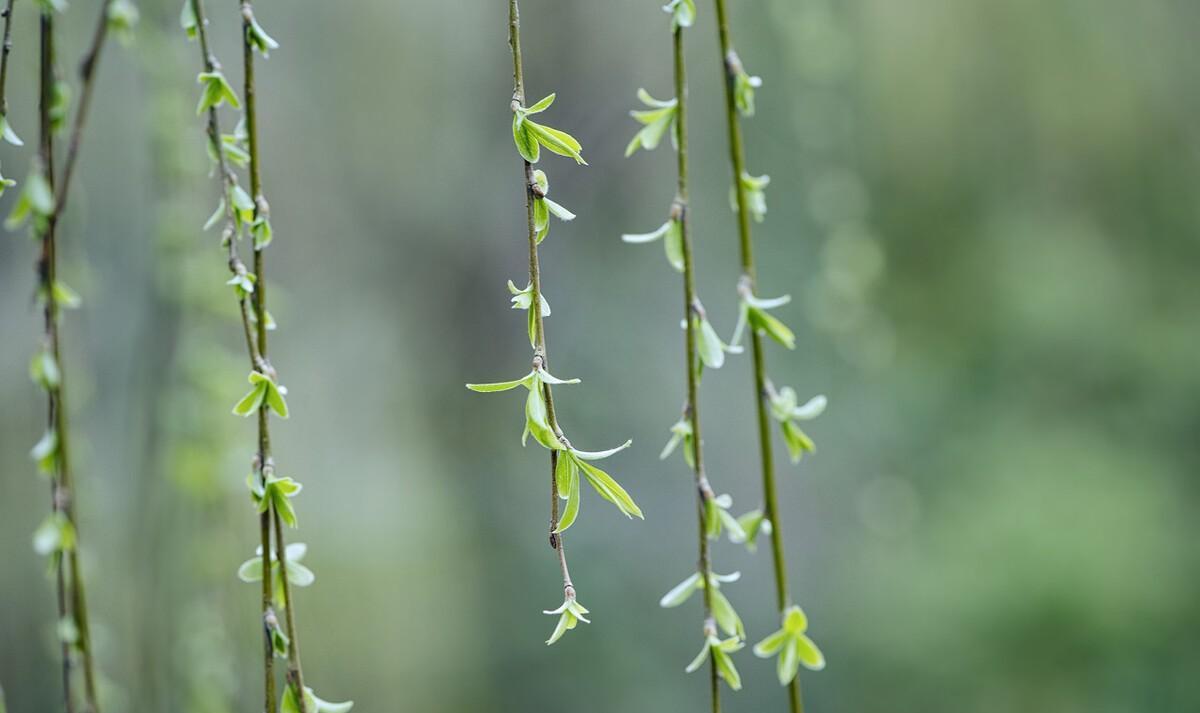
711,1 -> 802,711
508,0 -> 575,599
0,0 -> 16,117
37,8 -> 104,713
53,0 -> 113,213
671,21 -> 721,713
240,0 -> 308,709
185,0 -> 276,710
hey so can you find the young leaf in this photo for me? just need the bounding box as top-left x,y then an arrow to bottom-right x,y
659,571 -> 702,608
663,0 -> 697,28
577,459 -> 642,519
0,115 -> 22,146
544,595 -> 590,645
512,114 -> 540,163
465,370 -> 534,393
554,455 -> 581,533
180,0 -> 198,38
247,14 -> 279,57
525,93 -> 555,114
196,71 -> 241,115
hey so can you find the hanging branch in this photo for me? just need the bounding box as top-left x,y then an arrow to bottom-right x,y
709,0 -> 826,708
181,1 -> 350,711
9,2 -> 125,711
466,0 -> 642,646
621,0 -> 747,706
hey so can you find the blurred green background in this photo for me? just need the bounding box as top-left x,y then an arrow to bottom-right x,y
2,0 -> 1199,711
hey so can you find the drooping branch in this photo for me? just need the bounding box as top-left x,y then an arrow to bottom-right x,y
508,0 -> 575,601
712,0 -> 804,710
184,0 -> 277,711
0,0 -> 16,119
670,19 -> 725,713
53,0 -> 114,213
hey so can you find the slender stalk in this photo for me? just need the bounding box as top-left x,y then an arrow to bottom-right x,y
508,0 -> 574,598
53,0 -> 113,213
272,507 -> 307,703
185,0 -> 276,710
0,0 -> 16,117
36,7 -> 107,712
671,22 -> 720,713
711,1 -> 802,711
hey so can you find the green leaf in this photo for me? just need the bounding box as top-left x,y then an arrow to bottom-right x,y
684,637 -> 712,673
267,476 -> 303,527
624,92 -> 678,157
0,115 -> 22,146
781,420 -> 815,463
621,220 -> 670,245
466,371 -> 534,393
555,455 -> 581,533
544,595 -> 589,645
285,559 -> 315,587
51,281 -> 82,309
696,315 -> 727,369
29,349 -> 61,390
524,379 -> 560,450
663,219 -> 684,272
732,171 -> 770,223
734,66 -> 763,117
512,113 -> 540,163
237,556 -> 263,582
659,572 -> 702,608
247,14 -> 279,57
730,509 -> 771,551
107,0 -> 140,44
252,217 -> 273,249
570,440 -> 631,461
30,429 -> 59,474
660,418 -> 693,465
795,633 -> 826,671
534,196 -> 549,243
180,0 -> 198,38
250,371 -> 290,418
525,93 -> 555,114
543,198 -> 575,222
753,628 -> 789,658
204,198 -> 226,231
748,304 -> 795,349
32,512 -> 76,555
526,120 -> 586,165
708,586 -> 745,639
711,637 -> 744,690
663,0 -> 697,27
196,71 -> 240,115
577,459 -> 642,519
232,380 -> 267,416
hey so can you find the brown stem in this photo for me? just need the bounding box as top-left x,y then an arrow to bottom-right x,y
0,0 -> 16,117
186,0 -> 276,709
711,0 -> 803,710
53,0 -> 114,214
508,0 -> 574,599
670,21 -> 721,713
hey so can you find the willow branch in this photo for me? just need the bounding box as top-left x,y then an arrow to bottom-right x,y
508,0 -> 574,599
711,1 -> 802,711
670,22 -> 721,713
272,503 -> 308,704
37,11 -> 100,713
0,0 -> 16,117
53,0 -> 114,213
185,0 -> 276,710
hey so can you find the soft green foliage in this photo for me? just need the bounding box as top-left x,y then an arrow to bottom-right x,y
663,0 -> 696,29
180,0 -> 198,38
705,493 -> 746,544
543,595 -> 590,645
686,635 -> 744,691
237,542 -> 315,607
466,366 -> 578,450
732,64 -> 762,118
32,512 -> 76,556
196,70 -> 240,115
107,0 -> 140,45
35,0 -> 66,15
511,94 -> 586,164
659,417 -> 693,466
48,80 -> 69,134
624,89 -> 678,157
754,605 -> 825,685
507,280 -> 550,348
731,290 -> 795,350
554,441 -> 641,532
249,473 -> 304,528
0,115 -> 22,146
232,371 -> 290,419
29,348 -> 61,391
730,171 -> 769,223
660,571 -> 743,638
29,428 -> 59,475
282,685 -> 353,713
246,14 -> 279,58
531,169 -> 575,243
768,388 -> 826,463
729,509 -> 771,552
5,161 -> 54,231
692,309 -> 740,369
622,217 -> 683,272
